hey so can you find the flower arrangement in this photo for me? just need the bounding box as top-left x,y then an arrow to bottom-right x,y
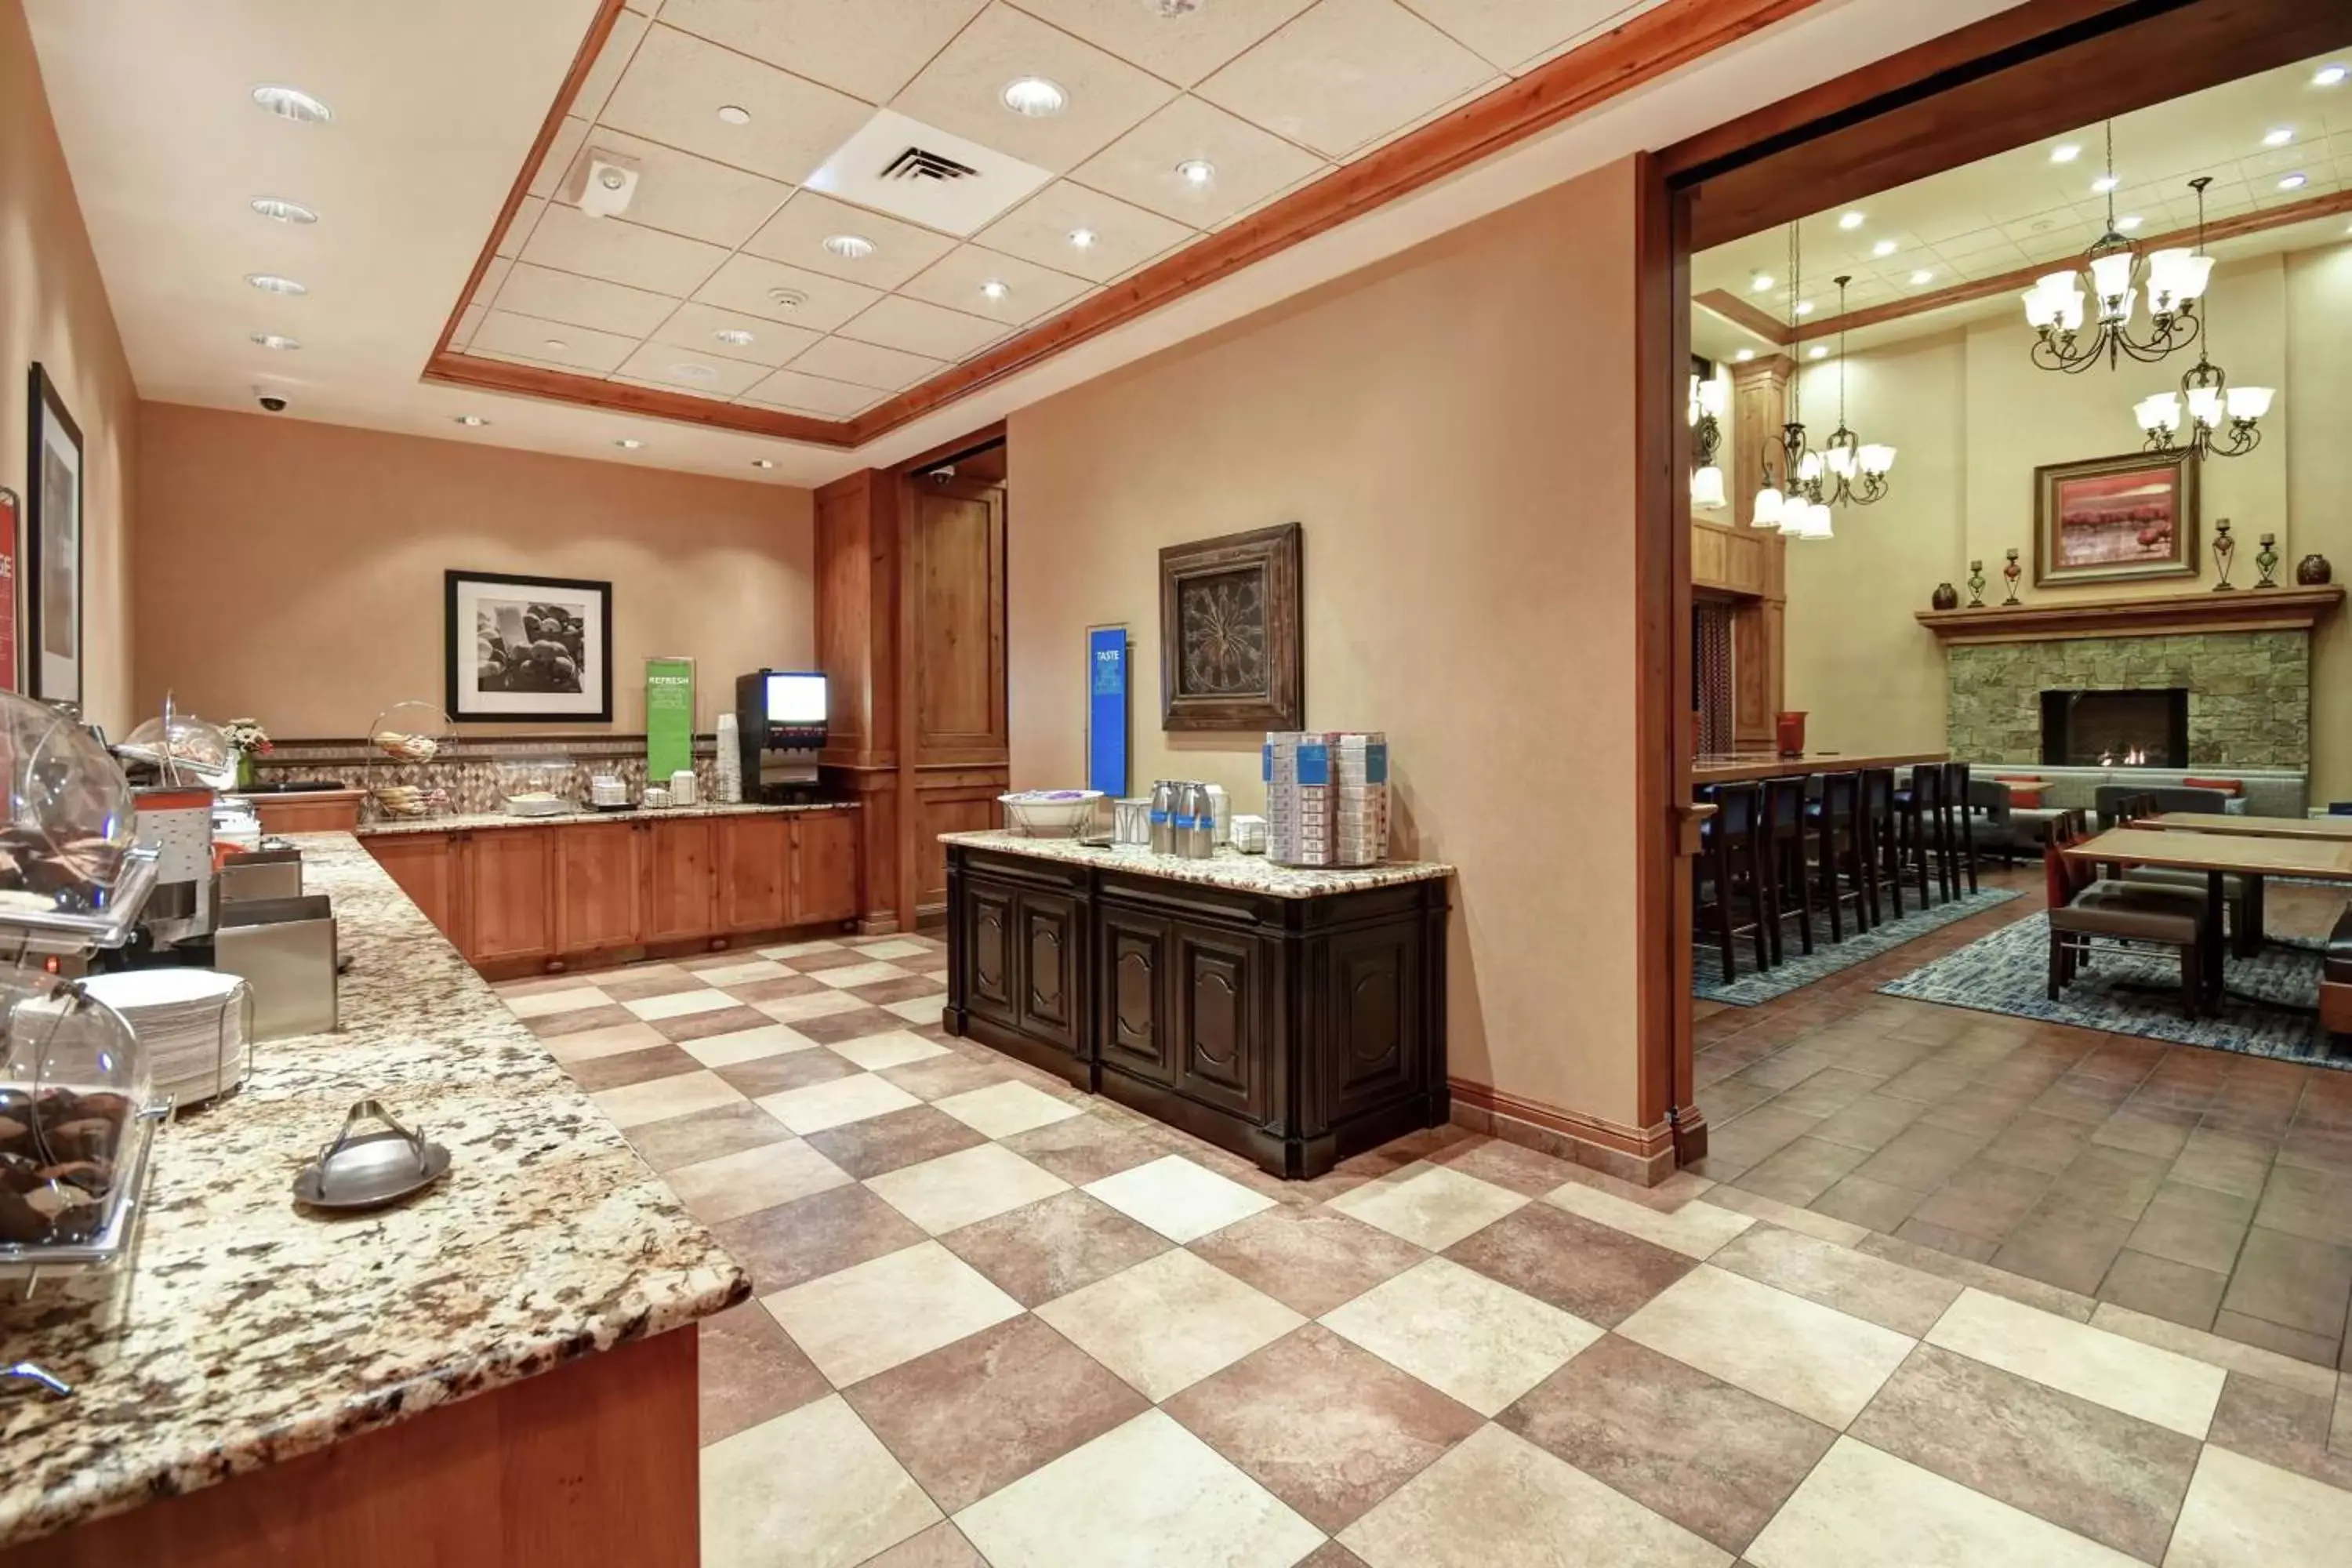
223,718 -> 274,757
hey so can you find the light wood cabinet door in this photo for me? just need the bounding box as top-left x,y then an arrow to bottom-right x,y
557,821 -> 643,953
464,828 -> 557,965
789,811 -> 860,927
367,833 -> 462,941
643,819 -> 717,942
718,817 -> 790,933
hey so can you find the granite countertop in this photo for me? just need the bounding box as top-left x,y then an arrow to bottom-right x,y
940,830 -> 1454,898
0,833 -> 749,1548
359,799 -> 858,836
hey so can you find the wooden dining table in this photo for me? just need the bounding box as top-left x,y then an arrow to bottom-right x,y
2148,811 -> 2352,842
2065,826 -> 2352,997
1690,750 -> 1947,786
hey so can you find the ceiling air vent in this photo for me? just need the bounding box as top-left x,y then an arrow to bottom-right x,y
881,147 -> 980,183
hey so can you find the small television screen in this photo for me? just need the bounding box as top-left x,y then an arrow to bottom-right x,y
766,671 -> 827,725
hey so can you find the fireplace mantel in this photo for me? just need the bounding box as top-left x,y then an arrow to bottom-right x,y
1917,585 -> 2343,647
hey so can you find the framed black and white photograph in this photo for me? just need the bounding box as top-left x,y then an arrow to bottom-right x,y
445,569 -> 612,722
24,365 -> 83,707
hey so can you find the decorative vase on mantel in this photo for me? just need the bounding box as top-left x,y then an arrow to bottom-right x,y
1930,583 -> 1960,612
2255,533 -> 2280,590
2002,549 -> 2023,607
2211,518 -> 2238,592
1966,561 -> 1987,608
2298,554 -> 2334,586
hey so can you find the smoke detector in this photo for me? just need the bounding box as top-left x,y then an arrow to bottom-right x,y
1147,0 -> 1203,13
561,147 -> 642,219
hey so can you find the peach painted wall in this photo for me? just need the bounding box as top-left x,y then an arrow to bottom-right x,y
1007,160 -> 1645,1131
2,0 -> 140,731
132,404 -> 815,735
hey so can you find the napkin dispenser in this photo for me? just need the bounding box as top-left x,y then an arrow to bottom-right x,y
212,895 -> 339,1038
218,847 -> 303,906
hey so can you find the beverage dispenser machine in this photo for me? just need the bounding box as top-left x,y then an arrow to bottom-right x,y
734,670 -> 829,802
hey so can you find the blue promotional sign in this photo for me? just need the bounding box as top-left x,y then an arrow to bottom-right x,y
1086,626 -> 1128,798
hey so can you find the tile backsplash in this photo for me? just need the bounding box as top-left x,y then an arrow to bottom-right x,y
256,734 -> 725,820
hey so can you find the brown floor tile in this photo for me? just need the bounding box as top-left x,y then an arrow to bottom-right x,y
1708,1225 -> 1962,1336
880,1052 -> 1018,1102
1856,1231 -> 2098,1322
712,1184 -> 925,1294
2169,1127 -> 2278,1200
720,972 -> 829,1004
1704,1105 -> 1824,1171
1854,1123 -> 1990,1192
1988,1200 -> 2135,1296
596,969 -> 710,1003
1875,1060 -> 1980,1107
527,1001 -> 635,1038
2220,1226 -> 2352,1338
844,1315 -> 1148,1513
1980,1112 -> 2094,1176
2277,1120 -> 2352,1176
1915,1089 -> 2034,1140
699,1301 -> 829,1445
1905,1157 -> 2053,1244
1695,1075 -> 1782,1125
715,1047 -> 862,1098
1767,1068 -> 1884,1120
780,946 -> 873,972
564,1043 -> 704,1091
2089,1104 -> 2198,1163
1849,1344 -> 2197,1563
624,1101 -> 794,1173
1423,1134 -> 1581,1196
789,1005 -> 909,1046
1733,1136 -> 1871,1207
2126,1181 -> 2255,1276
2052,1143 -> 2170,1223
2096,1248 -> 2227,1331
942,1189 -> 1171,1307
1166,1324 -> 1482,1533
1895,1217 -> 2000,1264
651,1004 -> 780,1044
1738,1045 -> 1844,1091
803,1105 -> 989,1179
1811,1174 -> 1924,1234
1441,1203 -> 1692,1328
2254,1163 -> 2352,1248
2205,1370 -> 2352,1492
1296,1545 -> 1370,1568
1189,1209 -> 1427,1318
862,1523 -> 987,1567
2031,1074 -> 2138,1126
1000,1112 -> 1169,1185
849,975 -> 949,1007
1499,1334 -> 1834,1555
2211,1308 -> 2342,1369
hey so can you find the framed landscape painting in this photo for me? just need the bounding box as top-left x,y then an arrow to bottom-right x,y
445,570 -> 613,722
2033,450 -> 2198,587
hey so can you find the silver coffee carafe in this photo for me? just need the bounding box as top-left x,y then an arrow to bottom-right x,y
1149,780 -> 1175,855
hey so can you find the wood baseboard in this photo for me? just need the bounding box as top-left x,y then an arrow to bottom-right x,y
1447,1079 -> 1686,1186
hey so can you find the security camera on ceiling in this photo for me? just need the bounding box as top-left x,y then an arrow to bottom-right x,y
561,148 -> 642,219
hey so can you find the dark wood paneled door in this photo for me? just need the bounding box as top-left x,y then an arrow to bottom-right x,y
1323,922 -> 1425,1123
1172,924 -> 1263,1121
963,879 -> 1017,1027
1014,890 -> 1080,1055
1098,906 -> 1174,1084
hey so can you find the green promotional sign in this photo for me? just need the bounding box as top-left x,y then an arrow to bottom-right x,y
645,656 -> 695,786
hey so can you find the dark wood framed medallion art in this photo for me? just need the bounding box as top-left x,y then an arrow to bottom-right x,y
1158,522 -> 1302,731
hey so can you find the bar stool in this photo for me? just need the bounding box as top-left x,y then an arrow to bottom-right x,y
1694,782 -> 1771,979
1760,775 -> 1813,964
1894,764 -> 1953,906
1943,760 -> 1980,895
1858,768 -> 1904,926
1806,771 -> 1871,942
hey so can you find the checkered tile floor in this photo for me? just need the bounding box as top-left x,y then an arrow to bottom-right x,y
503,932 -> 2352,1567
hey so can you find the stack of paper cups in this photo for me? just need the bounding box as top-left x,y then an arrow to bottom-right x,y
714,713 -> 743,804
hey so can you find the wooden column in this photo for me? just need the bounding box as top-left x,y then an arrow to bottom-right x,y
815,470 -> 903,932
1729,354 -> 1791,746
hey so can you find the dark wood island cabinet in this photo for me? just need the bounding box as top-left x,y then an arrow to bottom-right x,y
941,832 -> 1454,1179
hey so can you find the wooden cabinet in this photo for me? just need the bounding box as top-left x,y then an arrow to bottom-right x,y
463,828 -> 557,965
790,811 -> 860,926
642,820 -> 717,943
718,817 -> 790,933
368,833 -> 461,939
557,822 -> 643,953
1171,924 -> 1262,1122
1098,908 -> 1174,1087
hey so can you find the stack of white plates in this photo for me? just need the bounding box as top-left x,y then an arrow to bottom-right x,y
80,970 -> 252,1109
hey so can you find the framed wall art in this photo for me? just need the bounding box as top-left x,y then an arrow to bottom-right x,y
445,569 -> 613,722
2033,450 -> 2199,587
1158,522 -> 1303,732
25,365 -> 83,706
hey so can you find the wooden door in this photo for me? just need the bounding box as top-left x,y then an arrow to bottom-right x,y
464,828 -> 556,965
1323,921 -> 1425,1123
1171,923 -> 1263,1120
367,833 -> 461,941
642,819 -> 717,942
1014,890 -> 1080,1054
557,822 -> 642,953
1098,906 -> 1173,1085
960,877 -> 1017,1027
717,816 -> 790,933
789,811 -> 861,927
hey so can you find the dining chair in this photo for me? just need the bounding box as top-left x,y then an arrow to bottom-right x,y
1759,775 -> 1813,964
2043,813 -> 2212,1018
1858,768 -> 1904,927
1806,771 -> 1871,942
1942,760 -> 1979,895
1694,782 -> 1771,979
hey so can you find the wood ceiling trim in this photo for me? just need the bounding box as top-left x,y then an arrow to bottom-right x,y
1692,288 -> 1791,343
425,0 -> 1824,451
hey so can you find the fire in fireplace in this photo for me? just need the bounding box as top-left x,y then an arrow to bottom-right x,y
2040,688 -> 2189,768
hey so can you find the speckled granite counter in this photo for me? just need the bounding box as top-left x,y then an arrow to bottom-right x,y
358,799 -> 856,837
938,829 -> 1453,899
0,833 -> 748,1550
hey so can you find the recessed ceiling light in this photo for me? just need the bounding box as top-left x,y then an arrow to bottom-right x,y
543,337 -> 568,351
2314,64 -> 2347,87
249,332 -> 300,350
713,328 -> 756,346
452,415 -> 489,427
1837,211 -> 1865,230
823,234 -> 876,260
2049,142 -> 2081,163
1002,77 -> 1067,117
1909,268 -> 1934,285
250,196 -> 317,225
1068,227 -> 1098,249
751,458 -> 775,470
1807,345 -> 1828,360
980,279 -> 1009,301
2116,214 -> 2143,231
669,363 -> 718,382
1733,349 -> 1755,361
766,287 -> 808,310
1749,273 -> 1774,292
2091,174 -> 2118,194
1871,239 -> 1897,257
245,273 -> 307,295
1793,299 -> 1813,316
2263,126 -> 2294,147
2278,172 -> 2308,190
715,104 -> 752,125
1148,0 -> 1202,14
252,84 -> 332,124
615,438 -> 644,449
1176,158 -> 1215,186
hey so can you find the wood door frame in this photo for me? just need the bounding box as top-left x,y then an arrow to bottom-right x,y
1632,0 -> 2338,1170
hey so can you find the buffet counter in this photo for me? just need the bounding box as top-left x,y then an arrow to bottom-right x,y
0,832 -> 746,1566
354,798 -> 852,837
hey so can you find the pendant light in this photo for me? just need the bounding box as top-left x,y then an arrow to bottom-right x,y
2131,178 -> 2274,459
1689,368 -> 1730,510
2021,122 -> 2209,373
1750,227 -> 1890,538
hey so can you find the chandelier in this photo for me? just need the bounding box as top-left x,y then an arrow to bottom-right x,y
1689,367 -> 1730,510
1753,229 -> 1893,539
2020,122 -> 2210,373
2132,178 -> 2275,459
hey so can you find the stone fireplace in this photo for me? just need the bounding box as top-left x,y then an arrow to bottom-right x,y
2039,688 -> 2190,768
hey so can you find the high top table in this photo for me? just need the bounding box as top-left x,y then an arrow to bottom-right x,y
1690,750 -> 1947,786
2066,826 -> 2352,999
2149,812 -> 2352,842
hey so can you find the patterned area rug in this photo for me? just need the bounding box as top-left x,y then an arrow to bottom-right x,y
1880,915 -> 2352,1068
1693,887 -> 2020,1007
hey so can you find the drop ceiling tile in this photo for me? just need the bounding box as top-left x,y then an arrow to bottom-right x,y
891,3 -> 1178,174
658,0 -> 988,103
802,107 -> 1052,237
742,190 -> 958,289
1206,156 -> 1337,232
1069,96 -> 1325,227
839,294 -> 1007,360
1197,0 -> 1495,161
975,179 -> 1196,283
608,372 -> 736,403
601,22 -> 875,185
521,202 -> 732,296
789,334 -> 949,390
694,252 -> 885,332
466,256 -> 515,315
899,243 -> 1093,325
532,118 -> 592,198
576,8 -> 654,120
1393,0 -> 1630,72
649,300 -> 824,367
1507,0 -> 1671,74
550,129 -> 793,248
470,310 -> 641,374
1001,0 -> 1316,89
612,343 -> 775,397
451,302 -> 487,351
1338,72 -> 1506,162
495,196 -> 546,259
495,261 -> 681,336
740,368 -> 886,416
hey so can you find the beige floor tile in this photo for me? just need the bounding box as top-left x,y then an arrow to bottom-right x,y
761,938 -> 849,958
702,1394 -> 942,1568
1709,1225 -> 1963,1337
1320,1257 -> 1601,1417
622,987 -> 737,1021
1327,1163 -> 1530,1251
2089,1303 -> 2340,1402
1544,1181 -> 1756,1259
1340,1423 -> 1728,1568
1617,1265 -> 1913,1428
887,996 -> 949,1026
541,1018 -> 670,1063
667,1138 -> 852,1224
2165,1439 -> 2352,1565
1036,1249 -> 1304,1401
1085,1155 -> 1279,1244
682,1022 -> 822,1068
695,958 -> 792,987
935,1080 -> 1086,1140
590,1069 -> 746,1130
1704,1185 -> 1871,1248
758,1073 -> 924,1135
1926,1288 -> 2224,1439
505,984 -> 612,1018
858,938 -> 936,960
954,1409 -> 1323,1568
828,1029 -> 952,1071
764,1240 -> 1022,1386
1745,1437 -> 2134,1567
757,989 -> 869,1024
866,1143 -> 1072,1236
818,960 -> 916,989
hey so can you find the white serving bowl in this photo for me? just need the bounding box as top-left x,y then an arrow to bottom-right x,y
1000,789 -> 1104,837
